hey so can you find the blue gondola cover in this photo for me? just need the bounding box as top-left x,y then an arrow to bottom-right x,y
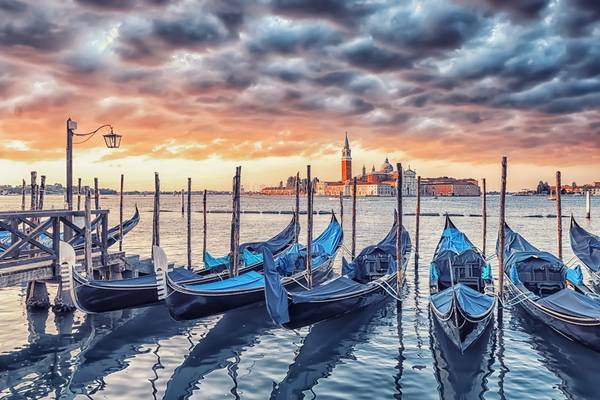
570,218 -> 600,273
566,265 -> 584,286
537,289 -> 600,318
291,277 -> 365,303
263,247 -> 290,325
431,283 -> 494,317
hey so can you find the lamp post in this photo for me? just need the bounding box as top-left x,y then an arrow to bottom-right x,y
65,118 -> 122,238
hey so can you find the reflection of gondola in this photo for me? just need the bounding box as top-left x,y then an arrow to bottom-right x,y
163,215 -> 342,321
430,308 -> 495,399
499,223 -> 600,350
68,306 -> 198,392
64,215 -> 298,313
430,216 -> 495,352
512,306 -> 599,399
570,217 -> 600,290
265,213 -> 410,329
271,300 -> 396,399
164,304 -> 275,399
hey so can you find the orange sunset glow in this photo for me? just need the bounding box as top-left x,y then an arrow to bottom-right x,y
0,0 -> 599,191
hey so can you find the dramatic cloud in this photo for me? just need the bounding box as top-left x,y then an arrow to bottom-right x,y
0,0 -> 599,189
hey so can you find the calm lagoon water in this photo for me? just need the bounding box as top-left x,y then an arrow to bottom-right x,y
1,194 -> 599,399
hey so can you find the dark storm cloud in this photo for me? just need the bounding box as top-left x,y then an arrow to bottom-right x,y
1,0 -> 599,167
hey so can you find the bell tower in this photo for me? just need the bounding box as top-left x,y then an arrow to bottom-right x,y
341,132 -> 352,182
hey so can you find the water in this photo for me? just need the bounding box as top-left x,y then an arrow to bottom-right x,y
1,194 -> 600,399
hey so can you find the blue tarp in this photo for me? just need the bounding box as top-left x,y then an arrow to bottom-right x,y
431,283 -> 494,317
291,276 -> 365,304
185,271 -> 264,291
566,265 -> 584,286
436,227 -> 474,255
263,247 -> 290,325
570,217 -> 600,273
537,288 -> 600,318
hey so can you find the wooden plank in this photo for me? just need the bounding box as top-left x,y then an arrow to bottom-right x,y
85,188 -> 93,277
306,165 -> 313,288
187,177 -> 192,269
203,189 -> 207,260
396,163 -> 403,295
498,156 -> 507,301
0,209 -> 106,219
351,177 -> 357,260
119,174 -> 124,251
556,170 -> 562,260
481,178 -> 487,257
415,176 -> 421,268
0,219 -> 54,259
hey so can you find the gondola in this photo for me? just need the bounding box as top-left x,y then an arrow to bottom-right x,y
161,214 -> 343,321
498,222 -> 600,351
62,214 -> 298,313
570,216 -> 600,289
0,207 -> 140,251
264,212 -> 410,329
429,216 -> 495,352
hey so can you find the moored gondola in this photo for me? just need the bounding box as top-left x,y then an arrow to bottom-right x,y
498,222 -> 600,351
161,214 -> 343,321
429,216 -> 495,352
63,214 -> 298,313
570,216 -> 600,289
264,212 -> 410,329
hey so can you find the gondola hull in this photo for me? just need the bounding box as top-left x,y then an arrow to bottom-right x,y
283,277 -> 394,330
430,300 -> 494,352
73,279 -> 159,313
166,257 -> 336,321
505,277 -> 600,351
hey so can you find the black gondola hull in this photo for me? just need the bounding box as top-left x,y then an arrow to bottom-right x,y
75,281 -> 159,313
430,300 -> 494,352
283,280 -> 392,330
505,277 -> 600,351
167,258 -> 335,321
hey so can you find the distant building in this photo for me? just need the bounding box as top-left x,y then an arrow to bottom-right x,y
421,177 -> 480,197
315,134 -> 417,197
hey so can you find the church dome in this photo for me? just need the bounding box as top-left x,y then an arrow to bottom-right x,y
379,157 -> 393,173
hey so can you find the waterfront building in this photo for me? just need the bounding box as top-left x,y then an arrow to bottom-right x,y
420,177 -> 480,197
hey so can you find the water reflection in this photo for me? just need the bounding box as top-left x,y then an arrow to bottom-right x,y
67,306 -> 198,395
0,308 -> 98,399
272,300 -> 396,400
430,309 -> 495,399
512,308 -> 600,400
164,303 -> 274,399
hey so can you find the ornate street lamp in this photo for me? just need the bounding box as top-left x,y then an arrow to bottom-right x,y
65,118 -> 122,215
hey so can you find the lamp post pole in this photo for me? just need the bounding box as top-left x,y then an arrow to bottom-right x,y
66,118 -> 75,211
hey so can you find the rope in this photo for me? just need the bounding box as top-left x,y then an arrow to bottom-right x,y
372,279 -> 402,302
288,275 -> 309,290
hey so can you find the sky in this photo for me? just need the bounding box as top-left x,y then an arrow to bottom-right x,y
0,0 -> 598,191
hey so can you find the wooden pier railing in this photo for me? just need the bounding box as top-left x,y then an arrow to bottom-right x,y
0,209 -> 113,288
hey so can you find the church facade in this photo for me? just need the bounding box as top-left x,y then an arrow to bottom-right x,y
314,134 -> 417,197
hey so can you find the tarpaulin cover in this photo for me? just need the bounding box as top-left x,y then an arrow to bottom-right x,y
263,247 -> 290,325
291,276 -> 366,304
431,283 -> 494,318
185,271 -> 264,291
570,217 -> 600,273
202,214 -> 298,270
498,224 -> 565,282
537,288 -> 600,319
430,218 -> 488,287
566,265 -> 584,286
343,216 -> 410,281
263,216 -> 343,325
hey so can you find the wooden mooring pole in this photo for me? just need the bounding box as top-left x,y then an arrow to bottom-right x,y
585,190 -> 592,219
203,189 -> 207,261
230,167 -> 241,276
295,172 -> 300,243
152,172 -> 160,252
556,171 -> 562,260
339,191 -> 344,230
396,163 -> 403,297
306,165 -> 313,288
25,170 -> 49,310
498,157 -> 507,303
77,178 -> 82,211
21,179 -> 26,211
482,178 -> 487,257
119,174 -> 124,252
351,177 -> 357,260
415,176 -> 421,268
181,189 -> 185,215
94,177 -> 100,210
84,188 -> 93,279
187,178 -> 192,270
38,175 -> 46,210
